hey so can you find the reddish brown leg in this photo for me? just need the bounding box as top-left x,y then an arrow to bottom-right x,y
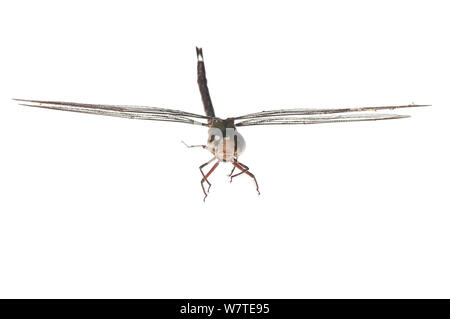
183,141 -> 215,193
229,162 -> 249,182
199,157 -> 215,193
228,166 -> 236,177
201,161 -> 219,201
231,160 -> 260,195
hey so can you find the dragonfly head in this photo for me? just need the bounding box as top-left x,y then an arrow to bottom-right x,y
207,118 -> 245,162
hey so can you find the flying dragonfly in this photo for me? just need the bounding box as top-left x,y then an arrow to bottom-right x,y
15,47 -> 429,201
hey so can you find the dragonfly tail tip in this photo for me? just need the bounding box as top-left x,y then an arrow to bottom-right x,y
196,47 -> 203,61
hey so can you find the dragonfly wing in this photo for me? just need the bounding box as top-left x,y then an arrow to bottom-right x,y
234,104 -> 430,121
235,113 -> 411,126
15,99 -> 211,126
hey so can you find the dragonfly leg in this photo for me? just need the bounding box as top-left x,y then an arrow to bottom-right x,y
182,141 -> 207,149
201,161 -> 220,201
228,166 -> 236,177
199,157 -> 215,193
229,162 -> 248,182
231,160 -> 260,195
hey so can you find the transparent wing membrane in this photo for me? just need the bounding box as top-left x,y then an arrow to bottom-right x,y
234,104 -> 429,120
236,113 -> 410,126
15,99 -> 429,127
15,99 -> 211,126
234,104 -> 429,126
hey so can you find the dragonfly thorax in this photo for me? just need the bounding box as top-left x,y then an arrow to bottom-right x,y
207,126 -> 246,162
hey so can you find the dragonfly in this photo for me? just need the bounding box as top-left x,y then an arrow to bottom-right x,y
15,47 -> 429,201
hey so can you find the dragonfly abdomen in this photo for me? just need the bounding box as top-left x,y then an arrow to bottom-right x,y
196,47 -> 216,118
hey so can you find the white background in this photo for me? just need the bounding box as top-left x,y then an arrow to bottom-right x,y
0,0 -> 449,298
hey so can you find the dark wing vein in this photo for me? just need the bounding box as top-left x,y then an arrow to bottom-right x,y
14,99 -> 211,126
